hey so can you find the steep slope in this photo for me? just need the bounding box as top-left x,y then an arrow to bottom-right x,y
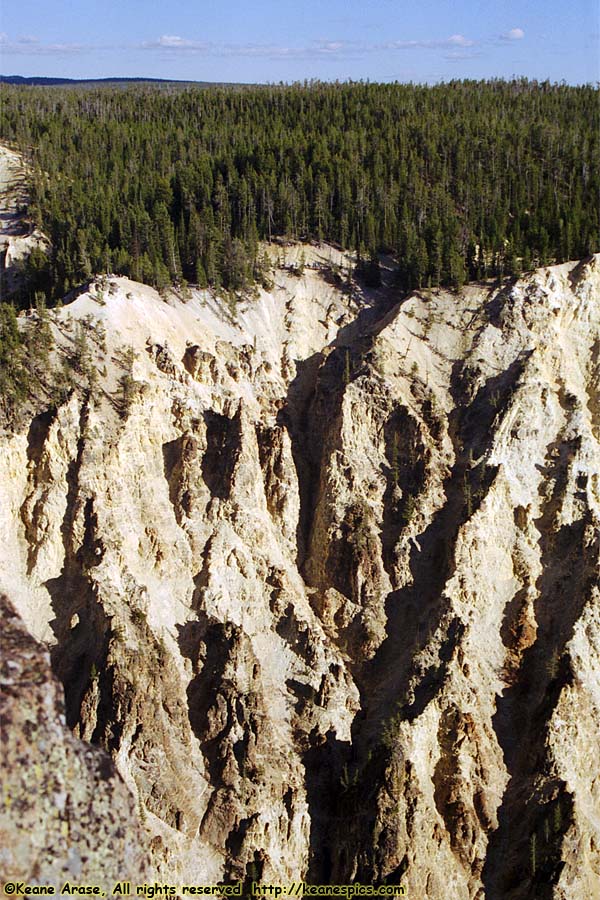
0,144 -> 49,295
0,250 -> 598,897
317,259 -> 600,900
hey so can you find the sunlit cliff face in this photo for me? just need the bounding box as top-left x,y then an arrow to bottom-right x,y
1,248 -> 599,900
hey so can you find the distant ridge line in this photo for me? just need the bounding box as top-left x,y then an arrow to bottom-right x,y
0,75 -> 243,86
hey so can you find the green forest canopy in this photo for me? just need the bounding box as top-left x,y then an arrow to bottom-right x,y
1,78 -> 598,306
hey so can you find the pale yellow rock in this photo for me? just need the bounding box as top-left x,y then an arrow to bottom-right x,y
0,247 -> 598,898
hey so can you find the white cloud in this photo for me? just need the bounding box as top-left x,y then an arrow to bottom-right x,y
317,41 -> 346,53
158,35 -> 190,47
501,28 -> 525,41
140,34 -> 481,61
381,34 -> 476,51
141,37 -> 367,60
447,34 -> 474,47
0,35 -> 85,54
445,50 -> 483,62
0,27 -> 525,64
142,35 -> 209,50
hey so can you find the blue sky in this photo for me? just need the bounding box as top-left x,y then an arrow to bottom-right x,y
1,0 -> 598,84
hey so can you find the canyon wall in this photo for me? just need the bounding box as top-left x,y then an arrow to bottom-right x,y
1,248 -> 599,898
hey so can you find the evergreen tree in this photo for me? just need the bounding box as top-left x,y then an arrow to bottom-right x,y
0,79 -> 596,307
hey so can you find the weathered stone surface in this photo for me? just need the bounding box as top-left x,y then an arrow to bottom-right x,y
0,249 -> 598,898
0,594 -> 151,885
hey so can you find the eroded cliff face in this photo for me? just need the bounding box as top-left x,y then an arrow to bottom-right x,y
0,144 -> 50,292
1,248 -> 599,899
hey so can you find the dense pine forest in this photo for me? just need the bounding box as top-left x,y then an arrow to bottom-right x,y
1,79 -> 598,306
